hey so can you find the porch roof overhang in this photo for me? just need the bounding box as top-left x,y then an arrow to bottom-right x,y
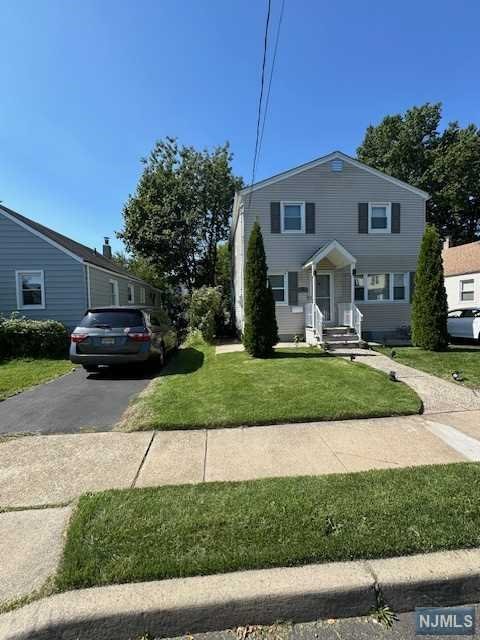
302,239 -> 356,270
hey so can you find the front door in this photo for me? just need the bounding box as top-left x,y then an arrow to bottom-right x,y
316,273 -> 333,322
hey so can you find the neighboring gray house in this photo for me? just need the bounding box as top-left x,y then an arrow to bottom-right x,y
231,151 -> 429,345
0,205 -> 162,328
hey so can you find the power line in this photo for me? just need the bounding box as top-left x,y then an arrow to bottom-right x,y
258,0 -> 285,159
248,0 -> 272,206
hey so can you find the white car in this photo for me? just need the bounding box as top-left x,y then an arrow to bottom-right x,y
447,308 -> 480,341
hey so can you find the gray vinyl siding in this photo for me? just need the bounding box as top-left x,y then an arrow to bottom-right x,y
0,213 -> 87,328
88,265 -> 158,308
236,159 -> 425,338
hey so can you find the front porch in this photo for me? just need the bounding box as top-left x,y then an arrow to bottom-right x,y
302,240 -> 363,347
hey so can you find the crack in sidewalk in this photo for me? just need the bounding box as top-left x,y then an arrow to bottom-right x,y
131,431 -> 156,488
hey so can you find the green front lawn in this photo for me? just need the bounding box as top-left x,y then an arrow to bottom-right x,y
57,463 -> 480,590
120,340 -> 421,430
0,359 -> 74,400
376,346 -> 480,389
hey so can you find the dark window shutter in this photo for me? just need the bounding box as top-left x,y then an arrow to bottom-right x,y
270,202 -> 281,233
288,272 -> 298,306
409,271 -> 415,303
306,203 -> 315,234
392,203 -> 401,234
358,203 -> 368,233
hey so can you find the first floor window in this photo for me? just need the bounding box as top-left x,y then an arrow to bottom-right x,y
393,273 -> 407,300
16,270 -> 45,308
354,272 -> 409,302
128,284 -> 134,303
461,279 -> 474,302
281,202 -> 305,233
268,274 -> 287,303
354,274 -> 364,301
109,279 -> 119,306
368,273 -> 390,301
140,287 -> 146,304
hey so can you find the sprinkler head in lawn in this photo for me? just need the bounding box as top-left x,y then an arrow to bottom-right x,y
452,371 -> 463,382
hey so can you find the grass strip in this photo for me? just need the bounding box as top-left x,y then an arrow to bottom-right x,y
0,358 -> 73,400
376,346 -> 480,389
57,463 -> 480,590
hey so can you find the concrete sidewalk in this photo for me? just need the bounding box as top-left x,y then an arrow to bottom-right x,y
2,413 -> 476,509
2,549 -> 480,640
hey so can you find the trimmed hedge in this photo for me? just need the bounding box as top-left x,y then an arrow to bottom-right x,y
0,315 -> 69,359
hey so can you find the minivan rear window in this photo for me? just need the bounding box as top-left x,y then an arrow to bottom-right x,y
80,310 -> 145,328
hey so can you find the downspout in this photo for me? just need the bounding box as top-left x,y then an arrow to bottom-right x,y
86,264 -> 92,308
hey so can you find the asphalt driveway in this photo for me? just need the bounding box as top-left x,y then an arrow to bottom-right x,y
0,367 -> 155,434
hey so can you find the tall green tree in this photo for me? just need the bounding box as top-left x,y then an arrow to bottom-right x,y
243,222 -> 278,357
357,103 -> 480,243
119,137 -> 243,292
411,225 -> 448,351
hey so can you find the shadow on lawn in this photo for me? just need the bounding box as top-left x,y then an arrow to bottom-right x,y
272,349 -> 332,359
160,347 -> 205,376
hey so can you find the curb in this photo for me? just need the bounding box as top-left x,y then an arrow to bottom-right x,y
1,549 -> 480,640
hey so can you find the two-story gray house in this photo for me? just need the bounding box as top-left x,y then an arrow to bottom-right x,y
0,204 -> 162,329
231,151 -> 429,345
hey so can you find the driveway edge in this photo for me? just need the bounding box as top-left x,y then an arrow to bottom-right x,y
1,549 -> 480,640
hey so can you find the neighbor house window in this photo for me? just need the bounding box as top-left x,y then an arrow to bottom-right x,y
109,279 -> 119,306
268,274 -> 287,304
354,274 -> 365,301
16,270 -> 45,309
140,287 -> 146,304
128,284 -> 134,304
281,202 -> 305,233
368,203 -> 391,233
461,279 -> 474,302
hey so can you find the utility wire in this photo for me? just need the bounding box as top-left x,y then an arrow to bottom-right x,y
258,0 -> 285,159
248,0 -> 272,207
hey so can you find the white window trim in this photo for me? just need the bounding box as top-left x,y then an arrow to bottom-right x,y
128,283 -> 135,304
368,202 -> 392,234
140,287 -> 146,304
355,272 -> 409,304
109,279 -> 119,306
268,272 -> 288,306
15,270 -> 46,310
460,278 -> 475,302
280,201 -> 305,234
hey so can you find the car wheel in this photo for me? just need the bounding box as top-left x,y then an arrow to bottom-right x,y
83,365 -> 99,373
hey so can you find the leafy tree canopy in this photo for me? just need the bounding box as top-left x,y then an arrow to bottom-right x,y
118,137 -> 243,292
357,103 -> 480,243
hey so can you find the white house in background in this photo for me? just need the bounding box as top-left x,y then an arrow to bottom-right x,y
442,238 -> 480,309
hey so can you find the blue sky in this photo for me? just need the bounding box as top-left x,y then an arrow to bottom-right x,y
1,0 -> 479,253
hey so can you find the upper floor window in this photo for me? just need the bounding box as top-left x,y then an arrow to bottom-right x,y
16,270 -> 45,309
281,202 -> 305,234
368,203 -> 391,234
128,284 -> 134,304
460,279 -> 474,302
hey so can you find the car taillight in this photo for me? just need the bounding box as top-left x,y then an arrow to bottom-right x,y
71,333 -> 88,343
127,332 -> 150,342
